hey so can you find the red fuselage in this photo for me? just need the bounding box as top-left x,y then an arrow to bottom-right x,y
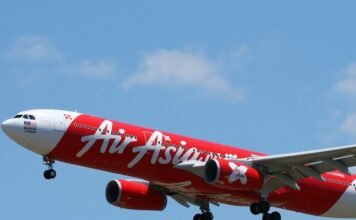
50,113 -> 356,216
2,109 -> 356,219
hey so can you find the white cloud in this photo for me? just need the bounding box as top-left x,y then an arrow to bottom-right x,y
60,59 -> 117,78
333,64 -> 356,137
228,44 -> 250,64
4,34 -> 63,62
341,113 -> 356,136
121,49 -> 242,99
3,34 -> 116,79
335,63 -> 356,96
4,35 -> 246,98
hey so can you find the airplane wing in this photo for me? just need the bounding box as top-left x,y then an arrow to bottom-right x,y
175,144 -> 356,196
238,144 -> 356,195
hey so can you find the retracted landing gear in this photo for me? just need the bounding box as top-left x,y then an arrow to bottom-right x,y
250,201 -> 281,220
43,155 -> 56,180
193,201 -> 213,220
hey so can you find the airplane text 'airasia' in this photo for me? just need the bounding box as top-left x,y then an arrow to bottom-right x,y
2,109 -> 356,220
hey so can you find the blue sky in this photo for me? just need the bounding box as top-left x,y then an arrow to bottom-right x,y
1,1 -> 356,220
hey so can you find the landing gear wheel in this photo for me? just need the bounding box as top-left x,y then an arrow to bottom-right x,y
259,200 -> 270,214
250,200 -> 281,220
262,213 -> 270,220
270,212 -> 281,220
43,169 -> 56,179
43,170 -> 50,179
194,201 -> 213,220
193,214 -> 202,220
250,202 -> 260,215
201,212 -> 213,220
48,169 -> 56,178
43,155 -> 56,180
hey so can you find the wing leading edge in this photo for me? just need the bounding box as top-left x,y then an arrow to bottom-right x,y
238,144 -> 356,195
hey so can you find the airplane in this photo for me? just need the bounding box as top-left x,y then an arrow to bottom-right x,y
2,109 -> 356,220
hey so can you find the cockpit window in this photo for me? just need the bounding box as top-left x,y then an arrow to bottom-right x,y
13,114 -> 36,120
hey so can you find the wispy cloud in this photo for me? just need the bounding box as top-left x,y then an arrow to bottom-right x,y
4,34 -> 63,62
226,44 -> 251,66
334,63 -> 356,96
3,34 -> 117,79
60,59 -> 117,78
330,63 -> 356,138
340,113 -> 356,136
121,49 -> 242,99
4,34 -> 247,100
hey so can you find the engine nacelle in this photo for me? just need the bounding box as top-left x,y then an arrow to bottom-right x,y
204,158 -> 264,190
105,179 -> 167,211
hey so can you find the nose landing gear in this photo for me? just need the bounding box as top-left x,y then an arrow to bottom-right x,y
250,201 -> 281,220
43,156 -> 56,180
44,169 -> 56,179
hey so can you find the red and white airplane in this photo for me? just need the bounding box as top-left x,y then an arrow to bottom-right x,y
2,109 -> 356,220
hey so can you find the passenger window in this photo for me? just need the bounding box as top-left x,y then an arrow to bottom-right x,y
23,115 -> 29,119
29,115 -> 35,120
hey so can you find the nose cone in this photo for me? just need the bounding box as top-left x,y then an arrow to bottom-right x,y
1,118 -> 23,143
2,119 -> 15,137
2,118 -> 35,153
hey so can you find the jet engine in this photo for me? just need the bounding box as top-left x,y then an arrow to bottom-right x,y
105,179 -> 167,211
204,158 -> 264,190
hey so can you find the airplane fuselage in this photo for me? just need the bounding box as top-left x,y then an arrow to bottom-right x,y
2,109 -> 356,219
